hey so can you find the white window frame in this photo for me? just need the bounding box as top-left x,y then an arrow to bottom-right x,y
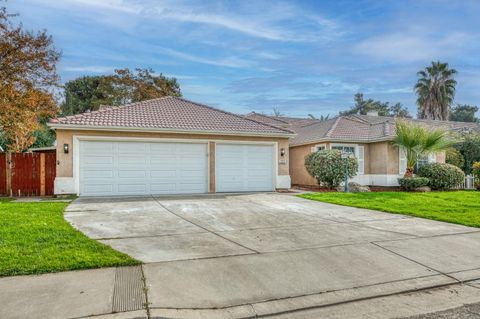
311,143 -> 327,153
399,146 -> 407,175
330,143 -> 364,175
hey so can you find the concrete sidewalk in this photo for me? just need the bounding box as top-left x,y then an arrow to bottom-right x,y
2,193 -> 480,318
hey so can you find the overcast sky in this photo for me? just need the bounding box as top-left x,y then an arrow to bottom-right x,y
9,0 -> 480,117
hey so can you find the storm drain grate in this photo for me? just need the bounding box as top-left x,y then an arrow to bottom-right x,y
112,266 -> 146,313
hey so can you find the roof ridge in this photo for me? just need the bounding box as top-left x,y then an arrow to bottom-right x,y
349,114 -> 371,124
246,112 -> 291,125
325,117 -> 341,137
173,97 -> 294,134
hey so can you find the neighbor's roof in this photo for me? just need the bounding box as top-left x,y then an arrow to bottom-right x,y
49,97 -> 294,136
248,113 -> 480,146
244,112 -> 320,131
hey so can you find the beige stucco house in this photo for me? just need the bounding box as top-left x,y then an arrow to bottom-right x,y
48,97 -> 294,196
246,112 -> 479,188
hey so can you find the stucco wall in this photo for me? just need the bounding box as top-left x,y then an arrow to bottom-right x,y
54,129 -> 290,193
436,151 -> 446,163
289,144 -> 318,186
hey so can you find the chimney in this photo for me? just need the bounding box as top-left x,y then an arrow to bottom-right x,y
366,111 -> 379,116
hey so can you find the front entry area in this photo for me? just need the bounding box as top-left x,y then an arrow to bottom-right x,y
79,140 -> 208,196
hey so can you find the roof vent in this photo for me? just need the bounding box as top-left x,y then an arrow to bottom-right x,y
366,111 -> 379,116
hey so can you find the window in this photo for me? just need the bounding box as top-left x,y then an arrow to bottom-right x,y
311,144 -> 326,152
332,146 -> 355,155
416,153 -> 436,170
417,154 -> 429,169
331,144 -> 364,175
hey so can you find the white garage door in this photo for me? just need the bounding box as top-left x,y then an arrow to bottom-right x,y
216,144 -> 274,192
79,141 -> 208,196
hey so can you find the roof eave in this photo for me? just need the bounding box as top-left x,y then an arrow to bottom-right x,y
47,123 -> 296,138
289,136 -> 394,147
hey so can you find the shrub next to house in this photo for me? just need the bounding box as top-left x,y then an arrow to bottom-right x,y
305,149 -> 358,188
473,162 -> 480,190
398,177 -> 430,191
417,163 -> 465,190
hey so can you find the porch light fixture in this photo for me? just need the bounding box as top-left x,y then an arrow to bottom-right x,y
280,148 -> 286,157
63,143 -> 69,154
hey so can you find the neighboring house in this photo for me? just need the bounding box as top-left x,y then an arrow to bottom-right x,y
48,97 -> 294,196
246,112 -> 480,187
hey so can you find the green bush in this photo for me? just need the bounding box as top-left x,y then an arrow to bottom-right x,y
472,162 -> 480,190
398,177 -> 430,191
446,148 -> 465,169
304,150 -> 358,188
417,163 -> 465,190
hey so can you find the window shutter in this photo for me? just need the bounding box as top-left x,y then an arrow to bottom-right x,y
428,153 -> 436,163
357,146 -> 365,175
399,147 -> 407,174
311,146 -> 316,153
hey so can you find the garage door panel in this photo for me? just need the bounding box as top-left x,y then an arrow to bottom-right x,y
118,142 -> 146,153
118,156 -> 147,165
82,170 -> 114,179
216,144 -> 274,192
178,183 -> 206,192
117,170 -> 147,178
83,142 -> 114,152
150,170 -> 177,179
117,184 -> 147,193
79,141 -> 207,196
83,184 -> 113,194
83,155 -> 114,165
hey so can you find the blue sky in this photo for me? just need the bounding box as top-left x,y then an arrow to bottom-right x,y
10,0 -> 480,117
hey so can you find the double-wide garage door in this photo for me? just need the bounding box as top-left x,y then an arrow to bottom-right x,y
79,141 -> 274,196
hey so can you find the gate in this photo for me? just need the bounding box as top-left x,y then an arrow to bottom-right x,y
0,152 -> 56,197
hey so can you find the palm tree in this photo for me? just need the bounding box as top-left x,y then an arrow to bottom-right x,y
393,121 -> 455,177
415,61 -> 457,121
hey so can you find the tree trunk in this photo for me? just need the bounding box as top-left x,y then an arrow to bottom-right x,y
404,167 -> 414,178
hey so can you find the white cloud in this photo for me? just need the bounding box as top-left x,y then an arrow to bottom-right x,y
53,0 -> 340,43
156,47 -> 252,68
63,65 -> 113,73
355,32 -> 472,62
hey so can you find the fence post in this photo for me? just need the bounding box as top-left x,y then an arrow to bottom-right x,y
40,153 -> 46,196
6,152 -> 12,197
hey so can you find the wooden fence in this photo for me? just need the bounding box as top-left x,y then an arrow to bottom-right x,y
0,152 -> 56,197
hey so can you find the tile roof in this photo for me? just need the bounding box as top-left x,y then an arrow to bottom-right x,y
49,97 -> 294,135
244,112 -> 320,131
247,113 -> 480,145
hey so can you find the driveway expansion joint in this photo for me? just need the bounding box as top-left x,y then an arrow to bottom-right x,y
371,242 -> 462,284
151,195 -> 261,254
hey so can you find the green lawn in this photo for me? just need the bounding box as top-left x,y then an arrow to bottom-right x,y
299,191 -> 480,228
0,200 -> 139,277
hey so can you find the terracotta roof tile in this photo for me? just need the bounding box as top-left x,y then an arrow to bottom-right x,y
285,114 -> 480,146
50,97 -> 293,135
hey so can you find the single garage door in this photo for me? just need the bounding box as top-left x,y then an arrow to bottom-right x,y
79,140 -> 208,196
216,144 -> 274,192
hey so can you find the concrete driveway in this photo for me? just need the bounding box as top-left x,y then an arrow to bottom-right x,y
61,193 -> 480,318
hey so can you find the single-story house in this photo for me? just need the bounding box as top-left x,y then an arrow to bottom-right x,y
48,97 -> 294,196
245,112 -> 480,187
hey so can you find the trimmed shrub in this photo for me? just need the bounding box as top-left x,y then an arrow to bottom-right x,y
446,148 -> 465,169
472,162 -> 480,190
398,177 -> 430,191
417,163 -> 465,190
304,150 -> 358,188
